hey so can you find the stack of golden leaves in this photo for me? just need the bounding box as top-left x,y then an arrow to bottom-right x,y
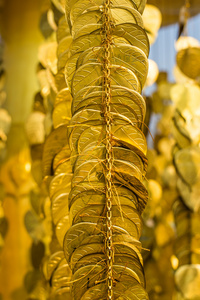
171,36 -> 200,300
28,1 -> 163,299
142,71 -> 177,300
42,0 -> 154,299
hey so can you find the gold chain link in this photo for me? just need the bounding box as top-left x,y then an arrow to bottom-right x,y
102,1 -> 113,299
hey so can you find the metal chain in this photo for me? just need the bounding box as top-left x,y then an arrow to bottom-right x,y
102,1 -> 113,299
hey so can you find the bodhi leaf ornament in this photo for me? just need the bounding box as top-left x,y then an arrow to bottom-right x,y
43,0 -> 150,299
64,0 -> 150,298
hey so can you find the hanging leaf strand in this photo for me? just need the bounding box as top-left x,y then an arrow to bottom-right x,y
62,0 -> 149,298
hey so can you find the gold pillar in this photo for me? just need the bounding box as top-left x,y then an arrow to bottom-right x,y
0,0 -> 46,299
